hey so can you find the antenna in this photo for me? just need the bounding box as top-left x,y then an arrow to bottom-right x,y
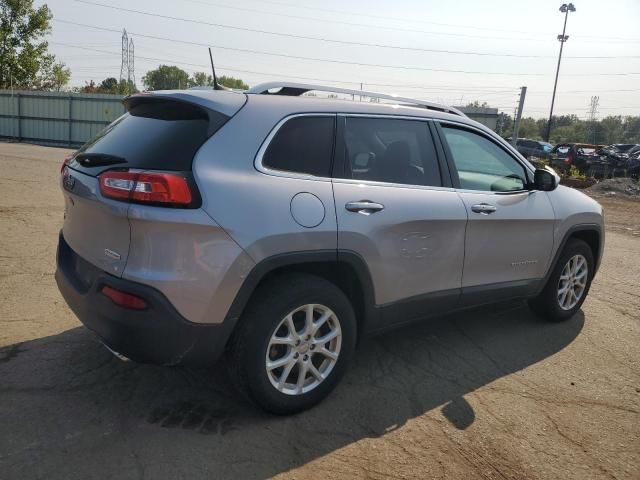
208,47 -> 231,91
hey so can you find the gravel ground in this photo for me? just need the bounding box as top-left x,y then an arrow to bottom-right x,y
0,142 -> 638,480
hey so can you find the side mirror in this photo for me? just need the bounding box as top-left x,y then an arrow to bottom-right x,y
533,167 -> 559,191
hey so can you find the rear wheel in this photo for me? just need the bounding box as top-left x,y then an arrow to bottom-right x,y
228,274 -> 356,414
529,239 -> 594,321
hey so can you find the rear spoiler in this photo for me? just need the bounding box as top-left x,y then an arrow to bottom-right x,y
123,91 -> 247,137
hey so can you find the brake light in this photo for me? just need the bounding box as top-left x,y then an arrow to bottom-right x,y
99,171 -> 192,206
101,285 -> 147,310
565,153 -> 573,165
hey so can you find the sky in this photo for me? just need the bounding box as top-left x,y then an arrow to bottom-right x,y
38,0 -> 640,119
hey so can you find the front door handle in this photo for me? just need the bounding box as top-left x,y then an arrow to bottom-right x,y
345,200 -> 385,215
471,203 -> 497,215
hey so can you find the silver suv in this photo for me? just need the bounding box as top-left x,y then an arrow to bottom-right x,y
56,82 -> 604,414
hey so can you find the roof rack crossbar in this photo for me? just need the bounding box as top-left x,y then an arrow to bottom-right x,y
247,82 -> 466,117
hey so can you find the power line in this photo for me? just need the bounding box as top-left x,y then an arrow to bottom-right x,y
71,0 -> 548,43
66,4 -> 640,59
225,0 -> 640,43
49,29 -> 640,78
50,41 -> 514,92
176,0 -> 640,44
49,40 -> 542,77
49,40 -> 640,96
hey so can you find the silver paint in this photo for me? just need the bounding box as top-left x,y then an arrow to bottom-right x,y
61,169 -> 130,276
60,88 -> 604,327
290,192 -> 325,228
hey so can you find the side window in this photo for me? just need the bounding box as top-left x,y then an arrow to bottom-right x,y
343,117 -> 442,187
262,116 -> 335,177
441,126 -> 527,192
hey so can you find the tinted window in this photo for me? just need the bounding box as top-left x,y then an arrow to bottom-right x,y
263,116 -> 335,177
552,144 -> 571,154
442,127 -> 527,192
577,148 -> 597,155
342,117 -> 441,187
73,100 -> 219,175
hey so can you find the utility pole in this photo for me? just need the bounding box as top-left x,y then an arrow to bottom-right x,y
120,29 -> 129,86
128,38 -> 135,91
511,86 -> 527,146
545,3 -> 576,142
587,95 -> 599,143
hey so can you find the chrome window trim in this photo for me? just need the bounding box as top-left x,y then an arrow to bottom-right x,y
254,111 -> 526,196
331,176 -> 457,193
254,113 -> 336,182
254,112 -> 444,183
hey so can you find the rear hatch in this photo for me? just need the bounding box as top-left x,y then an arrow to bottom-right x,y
60,90 -> 246,277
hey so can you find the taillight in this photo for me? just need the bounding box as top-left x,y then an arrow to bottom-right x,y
101,285 -> 147,310
565,154 -> 573,165
99,171 -> 192,206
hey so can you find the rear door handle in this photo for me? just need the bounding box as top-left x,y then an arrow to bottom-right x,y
471,203 -> 497,215
345,200 -> 385,215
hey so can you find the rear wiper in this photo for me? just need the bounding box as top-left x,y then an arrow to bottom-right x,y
73,153 -> 127,168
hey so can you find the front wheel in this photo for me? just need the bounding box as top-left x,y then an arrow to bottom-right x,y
529,239 -> 594,321
228,274 -> 356,415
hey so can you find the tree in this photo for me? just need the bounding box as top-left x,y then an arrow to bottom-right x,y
189,71 -> 212,87
142,65 -> 190,90
50,62 -> 71,91
77,80 -> 100,94
100,77 -> 119,92
465,100 -> 490,108
0,0 -> 57,89
218,75 -> 248,90
517,117 -> 539,139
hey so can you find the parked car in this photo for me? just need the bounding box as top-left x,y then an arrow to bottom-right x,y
597,144 -> 640,177
56,82 -> 604,414
624,148 -> 640,179
550,143 -> 603,175
515,138 -> 553,160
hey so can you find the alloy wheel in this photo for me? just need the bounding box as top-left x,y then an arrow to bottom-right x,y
557,254 -> 588,311
265,304 -> 342,395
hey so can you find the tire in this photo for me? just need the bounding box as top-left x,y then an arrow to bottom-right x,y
227,273 -> 357,415
528,239 -> 594,322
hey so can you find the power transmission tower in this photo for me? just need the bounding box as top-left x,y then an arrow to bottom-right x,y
511,86 -> 527,146
120,29 -> 129,85
128,38 -> 135,90
587,95 -> 599,143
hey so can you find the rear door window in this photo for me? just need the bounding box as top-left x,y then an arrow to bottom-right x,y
262,116 -> 335,177
341,117 -> 442,187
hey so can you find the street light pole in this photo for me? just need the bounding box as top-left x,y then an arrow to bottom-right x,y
545,3 -> 576,142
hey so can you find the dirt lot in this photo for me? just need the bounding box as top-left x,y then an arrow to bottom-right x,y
1,142 -> 638,480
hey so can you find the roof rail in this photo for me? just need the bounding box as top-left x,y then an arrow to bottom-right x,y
247,82 -> 466,117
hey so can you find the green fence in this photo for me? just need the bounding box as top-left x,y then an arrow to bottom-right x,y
0,90 -> 125,147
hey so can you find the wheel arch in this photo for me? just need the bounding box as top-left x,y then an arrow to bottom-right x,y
223,250 -> 378,345
545,224 -> 603,287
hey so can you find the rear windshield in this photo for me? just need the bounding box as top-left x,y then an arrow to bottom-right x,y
71,100 -> 227,174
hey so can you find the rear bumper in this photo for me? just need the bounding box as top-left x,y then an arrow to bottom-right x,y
55,233 -> 233,366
